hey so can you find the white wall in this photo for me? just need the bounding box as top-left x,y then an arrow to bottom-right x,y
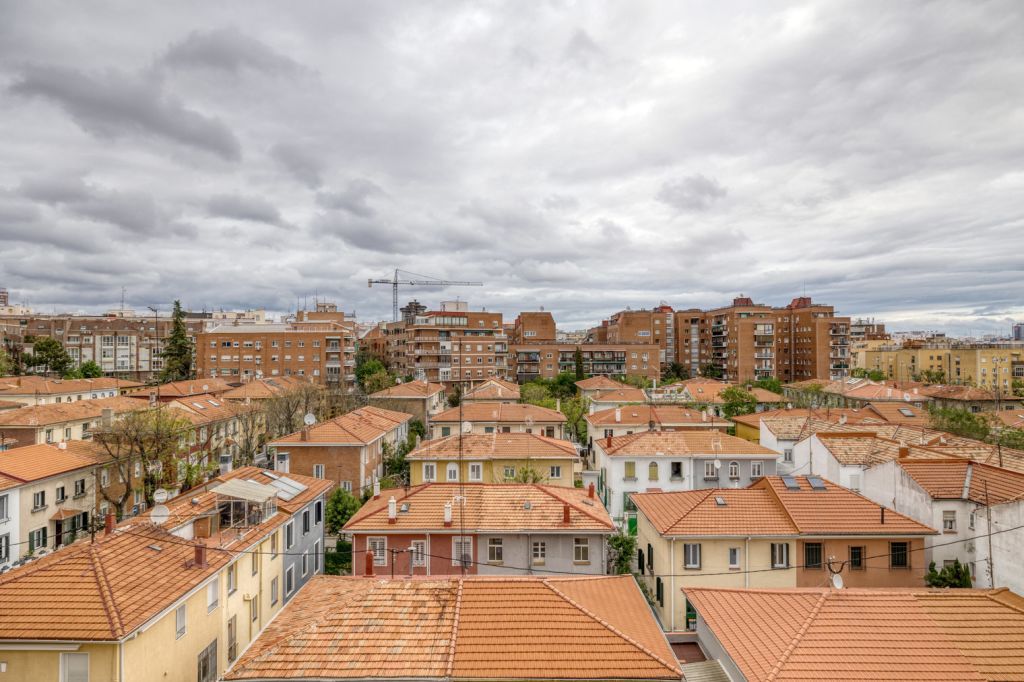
0,487 -> 21,568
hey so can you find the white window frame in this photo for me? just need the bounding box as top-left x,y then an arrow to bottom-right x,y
728,547 -> 741,569
451,536 -> 472,567
684,543 -> 701,569
423,462 -> 436,482
783,448 -> 794,463
285,565 -> 295,595
369,536 -> 387,566
771,542 -> 790,569
469,462 -> 483,481
411,540 -> 427,567
703,461 -> 717,478
60,652 -> 90,682
175,603 -> 187,639
446,463 -> 459,481
550,465 -> 562,479
573,537 -> 590,563
271,576 -> 279,606
531,540 -> 546,565
207,577 -> 219,612
301,551 -> 309,576
750,461 -> 763,478
487,538 -> 503,563
313,464 -> 325,479
943,510 -> 957,532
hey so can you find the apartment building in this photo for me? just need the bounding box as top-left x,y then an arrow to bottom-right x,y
859,342 -> 1024,391
511,342 -> 660,382
0,396 -> 144,448
605,306 -> 677,365
406,433 -> 580,486
429,403 -> 566,439
367,301 -> 509,386
460,377 -> 520,403
0,376 -> 142,406
511,310 -> 557,343
368,380 -> 448,425
345,483 -> 613,576
0,311 -> 205,380
196,305 -> 357,391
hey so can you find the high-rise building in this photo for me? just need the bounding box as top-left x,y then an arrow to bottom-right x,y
1013,323 -> 1024,342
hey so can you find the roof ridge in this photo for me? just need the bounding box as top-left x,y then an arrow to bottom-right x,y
445,578 -> 464,677
542,578 -> 680,677
765,590 -> 829,681
534,485 -> 614,528
662,489 -> 716,534
755,478 -> 802,533
89,542 -> 126,638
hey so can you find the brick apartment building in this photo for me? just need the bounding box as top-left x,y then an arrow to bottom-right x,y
510,312 -> 659,382
195,303 -> 357,391
364,301 -> 509,386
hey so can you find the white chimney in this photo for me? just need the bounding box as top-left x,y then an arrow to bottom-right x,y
614,408 -> 621,423
886,388 -> 893,398
57,442 -> 67,450
839,414 -> 847,425
443,501 -> 453,527
701,410 -> 708,423
373,479 -> 381,499
387,496 -> 397,523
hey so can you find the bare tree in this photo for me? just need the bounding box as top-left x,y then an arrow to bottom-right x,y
235,402 -> 266,467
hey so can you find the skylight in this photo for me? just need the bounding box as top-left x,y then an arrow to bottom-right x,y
807,476 -> 827,491
781,475 -> 800,490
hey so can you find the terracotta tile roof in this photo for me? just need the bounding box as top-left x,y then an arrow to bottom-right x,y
0,399 -> 27,410
679,382 -> 783,405
407,433 -> 578,461
127,377 -> 234,398
462,378 -> 520,401
221,376 -> 311,400
0,441 -> 103,482
0,472 -> 22,492
270,405 -> 411,445
587,404 -> 717,427
788,378 -> 934,403
0,523 -> 240,641
575,376 -> 630,391
815,432 -> 919,467
432,402 -> 566,424
344,483 -> 613,533
919,384 -> 999,402
591,388 -> 650,403
0,376 -> 143,397
0,396 -> 145,427
600,431 -> 778,457
729,407 -> 873,429
897,459 -> 1024,505
864,401 -> 931,425
369,379 -> 446,399
224,575 -> 681,681
167,393 -> 246,425
751,476 -> 935,535
994,411 -> 1024,429
684,587 -> 1024,681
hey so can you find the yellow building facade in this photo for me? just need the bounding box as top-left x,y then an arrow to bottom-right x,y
859,345 -> 1022,390
407,456 -> 577,487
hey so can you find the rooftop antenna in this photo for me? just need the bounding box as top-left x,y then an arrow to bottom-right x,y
121,286 -> 126,311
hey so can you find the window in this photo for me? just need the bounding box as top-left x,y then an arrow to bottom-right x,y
207,577 -> 219,612
550,465 -> 562,479
849,545 -> 865,570
313,464 -> 325,479
269,576 -> 279,606
423,463 -> 437,482
56,487 -> 67,504
603,429 -> 614,439
32,490 -> 46,510
285,566 -> 295,595
574,537 -> 590,563
227,615 -> 238,662
624,461 -> 636,479
369,537 -> 387,566
684,543 -> 701,569
488,538 -> 503,563
890,541 -> 909,568
648,462 -> 658,481
670,461 -> 683,479
61,653 -> 89,682
783,448 -> 793,463
286,521 -> 294,549
198,639 -> 218,682
703,461 -> 718,479
175,603 -> 187,639
0,533 -> 9,564
411,540 -> 427,567
301,551 -> 309,576
503,465 -> 516,479
771,542 -> 790,568
750,461 -> 763,478
252,550 -> 260,576
969,511 -> 976,530
100,468 -> 109,487
74,478 -> 86,497
943,510 -> 957,532
227,563 -> 237,594
728,547 -> 741,569
452,536 -> 472,567
728,461 -> 740,479
270,531 -> 279,558
303,509 -> 311,535
532,540 -> 546,565
469,463 -> 483,481
447,463 -> 459,481
441,426 -> 451,437
804,542 -> 823,570
315,500 -> 323,525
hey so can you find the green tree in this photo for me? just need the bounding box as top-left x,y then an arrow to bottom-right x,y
661,362 -> 689,383
159,300 -> 194,382
720,386 -> 757,419
791,383 -> 824,408
560,395 -> 591,443
993,427 -> 1024,451
447,383 -> 462,408
408,418 -> 426,443
867,369 -> 886,381
607,530 -> 637,575
929,406 -> 991,442
699,363 -> 723,379
916,369 -> 946,384
1011,379 -> 1024,398
520,381 -> 554,408
355,358 -> 388,391
29,336 -> 72,376
618,374 -> 653,389
550,371 -> 579,398
0,347 -> 12,376
924,559 -> 972,588
512,464 -> 547,483
752,376 -> 783,395
362,370 -> 395,394
574,346 -> 585,380
325,487 -> 363,535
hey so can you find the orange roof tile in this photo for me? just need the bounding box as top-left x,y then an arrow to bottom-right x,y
344,483 -> 613,533
575,376 -> 630,391
591,388 -> 649,403
0,441 -> 102,482
407,433 -> 578,461
221,376 -> 311,400
0,396 -> 145,427
587,404 -> 718,427
919,384 -> 999,402
432,402 -> 566,424
166,393 -> 247,425
0,376 -> 143,397
370,379 -> 446,399
677,381 -> 783,405
127,377 -> 234,398
0,399 -> 27,410
685,587 -> 1024,681
864,401 -> 931,425
224,575 -> 681,681
462,378 -> 520,401
897,459 -> 1024,506
600,431 -> 777,457
270,405 -> 411,445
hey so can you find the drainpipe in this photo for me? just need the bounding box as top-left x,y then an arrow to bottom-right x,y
425,533 -> 431,576
119,640 -> 125,682
670,538 -> 676,631
745,537 -> 751,588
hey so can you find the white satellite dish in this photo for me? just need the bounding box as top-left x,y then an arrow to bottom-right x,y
525,416 -> 535,427
395,378 -> 403,384
150,504 -> 171,525
461,421 -> 473,434
303,413 -> 317,426
153,488 -> 169,504
713,459 -> 722,470
831,573 -> 844,590
202,384 -> 209,392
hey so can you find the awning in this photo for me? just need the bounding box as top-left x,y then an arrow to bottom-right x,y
50,507 -> 83,521
212,478 -> 276,503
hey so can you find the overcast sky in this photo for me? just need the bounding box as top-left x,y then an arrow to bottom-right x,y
1,1 -> 1022,334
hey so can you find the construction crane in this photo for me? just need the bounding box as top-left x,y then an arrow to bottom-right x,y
368,269 -> 483,321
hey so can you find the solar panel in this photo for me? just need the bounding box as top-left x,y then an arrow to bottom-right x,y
781,475 -> 801,490
806,475 -> 827,491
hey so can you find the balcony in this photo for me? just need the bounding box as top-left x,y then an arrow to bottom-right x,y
754,351 -> 774,359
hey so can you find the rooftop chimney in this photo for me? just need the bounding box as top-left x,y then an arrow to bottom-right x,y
702,410 -> 708,423
365,550 -> 374,576
101,408 -> 113,428
562,503 -> 571,524
300,426 -> 309,442
556,398 -> 561,412
886,388 -> 893,398
880,506 -> 886,524
104,512 -> 116,536
443,501 -> 453,527
588,482 -> 595,499
57,441 -> 67,450
839,414 -> 847,425
194,543 -> 208,568
614,408 -> 621,423
373,479 -> 381,500
387,496 -> 397,524
898,445 -> 909,459
605,434 -> 612,449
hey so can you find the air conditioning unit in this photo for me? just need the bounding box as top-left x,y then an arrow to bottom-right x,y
243,593 -> 256,601
965,542 -> 976,553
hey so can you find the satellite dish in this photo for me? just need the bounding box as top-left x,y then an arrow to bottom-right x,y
150,504 -> 171,525
831,573 -> 844,590
461,421 -> 473,434
525,416 -> 535,427
395,378 -> 403,384
202,384 -> 209,391
713,459 -> 722,469
303,413 -> 317,426
153,488 -> 169,504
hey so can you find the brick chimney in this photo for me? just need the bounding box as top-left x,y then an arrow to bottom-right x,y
300,426 -> 309,442
562,503 -> 570,524
898,445 -> 909,459
104,512 -> 116,536
605,435 -> 612,449
880,506 -> 886,524
365,550 -> 374,576
194,543 -> 208,568
588,482 -> 595,499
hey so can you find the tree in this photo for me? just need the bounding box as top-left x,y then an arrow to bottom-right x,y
159,300 -> 194,382
362,370 -> 395,395
92,407 -> 194,516
355,358 -> 388,392
916,369 -> 946,384
618,374 -> 652,389
78,360 -> 104,378
867,369 -> 886,382
29,336 -> 72,376
263,383 -> 327,438
924,559 -> 972,588
560,395 -> 591,443
325,487 -> 363,536
550,371 -> 579,398
929,406 -> 991,442
752,376 -> 783,395
791,383 -> 824,408
662,362 -> 689,383
699,363 -> 723,379
512,464 -> 547,483
992,426 -> 1024,451
520,382 -> 555,409
234,403 -> 266,467
0,347 -> 12,377
447,383 -> 462,408
720,386 -> 757,419
574,346 -> 585,380
1012,379 -> 1024,398
408,418 -> 426,443
607,530 -> 637,575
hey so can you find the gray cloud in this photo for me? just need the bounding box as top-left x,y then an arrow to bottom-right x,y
316,179 -> 384,218
10,64 -> 241,160
270,142 -> 325,188
656,174 -> 728,212
207,194 -> 286,226
19,175 -> 166,235
160,27 -> 306,75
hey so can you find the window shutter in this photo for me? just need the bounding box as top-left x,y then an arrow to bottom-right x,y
638,548 -> 645,575
647,543 -> 654,570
